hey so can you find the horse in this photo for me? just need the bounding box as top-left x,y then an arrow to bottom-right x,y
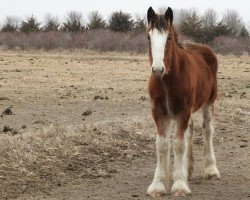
146,7 -> 220,197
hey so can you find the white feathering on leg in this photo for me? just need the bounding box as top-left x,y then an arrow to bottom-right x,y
147,135 -> 170,196
171,125 -> 191,196
203,105 -> 220,179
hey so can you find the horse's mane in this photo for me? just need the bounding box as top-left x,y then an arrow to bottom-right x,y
172,28 -> 184,49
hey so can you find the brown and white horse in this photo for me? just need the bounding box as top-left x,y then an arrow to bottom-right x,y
146,7 -> 220,197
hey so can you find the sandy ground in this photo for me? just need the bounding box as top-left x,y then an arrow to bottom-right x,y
0,50 -> 249,200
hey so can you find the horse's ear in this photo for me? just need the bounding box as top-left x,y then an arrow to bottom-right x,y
165,7 -> 173,25
147,7 -> 156,23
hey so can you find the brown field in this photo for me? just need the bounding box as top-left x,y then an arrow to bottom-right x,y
0,50 -> 249,200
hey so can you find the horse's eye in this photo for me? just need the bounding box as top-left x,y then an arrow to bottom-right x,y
147,35 -> 150,40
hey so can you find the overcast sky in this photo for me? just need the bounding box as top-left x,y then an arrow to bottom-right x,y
1,0 -> 249,24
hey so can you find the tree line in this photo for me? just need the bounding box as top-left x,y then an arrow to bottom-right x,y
1,11 -> 143,33
1,8 -> 249,44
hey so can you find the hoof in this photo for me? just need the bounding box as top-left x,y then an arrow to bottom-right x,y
171,180 -> 191,197
204,165 -> 220,180
172,191 -> 188,197
147,181 -> 167,197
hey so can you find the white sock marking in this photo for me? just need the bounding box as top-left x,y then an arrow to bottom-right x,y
148,121 -> 171,195
171,122 -> 191,195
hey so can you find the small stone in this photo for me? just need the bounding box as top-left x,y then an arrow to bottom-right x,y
11,130 -> 18,135
0,97 -> 9,101
94,95 -> 104,100
139,96 -> 146,101
2,107 -> 12,115
21,125 -> 27,129
3,126 -> 12,132
108,169 -> 117,173
82,110 -> 92,116
240,144 -> 247,148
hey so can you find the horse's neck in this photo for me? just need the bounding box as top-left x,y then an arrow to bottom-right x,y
169,45 -> 183,75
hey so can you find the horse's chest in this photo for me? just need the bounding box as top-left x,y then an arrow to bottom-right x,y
165,92 -> 187,116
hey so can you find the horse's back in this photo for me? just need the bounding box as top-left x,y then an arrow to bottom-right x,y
184,43 -> 218,75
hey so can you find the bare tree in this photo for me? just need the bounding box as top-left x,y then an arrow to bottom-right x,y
172,9 -> 182,30
133,14 -> 146,34
62,11 -> 85,32
221,9 -> 244,36
200,9 -> 218,43
247,21 -> 250,33
202,9 -> 218,28
87,11 -> 106,30
1,16 -> 20,32
238,25 -> 249,38
43,14 -> 60,31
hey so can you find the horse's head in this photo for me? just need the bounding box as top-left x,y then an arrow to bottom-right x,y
147,7 -> 174,77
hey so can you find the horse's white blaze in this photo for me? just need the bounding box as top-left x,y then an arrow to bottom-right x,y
149,29 -> 168,71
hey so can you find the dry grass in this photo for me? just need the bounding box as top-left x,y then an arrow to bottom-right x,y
0,119 -> 154,199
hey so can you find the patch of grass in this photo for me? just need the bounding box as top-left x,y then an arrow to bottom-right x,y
0,119 -> 154,199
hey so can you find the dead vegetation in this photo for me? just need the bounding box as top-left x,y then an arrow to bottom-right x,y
0,120 -> 154,199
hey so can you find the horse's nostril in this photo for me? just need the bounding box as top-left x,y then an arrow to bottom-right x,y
161,67 -> 164,74
152,67 -> 155,74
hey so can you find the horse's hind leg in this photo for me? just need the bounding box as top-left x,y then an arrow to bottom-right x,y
147,101 -> 171,197
187,119 -> 194,180
202,105 -> 220,179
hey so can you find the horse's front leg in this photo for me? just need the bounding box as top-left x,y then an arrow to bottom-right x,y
171,113 -> 192,196
147,101 -> 171,197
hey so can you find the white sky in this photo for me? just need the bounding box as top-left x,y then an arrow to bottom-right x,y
1,0 -> 249,24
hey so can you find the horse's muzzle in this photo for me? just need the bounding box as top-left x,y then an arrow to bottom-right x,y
152,67 -> 164,77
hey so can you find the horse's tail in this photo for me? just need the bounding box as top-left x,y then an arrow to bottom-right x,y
209,52 -> 218,106
187,118 -> 194,180
198,44 -> 218,105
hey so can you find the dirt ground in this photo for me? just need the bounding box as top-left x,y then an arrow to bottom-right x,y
0,50 -> 249,200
